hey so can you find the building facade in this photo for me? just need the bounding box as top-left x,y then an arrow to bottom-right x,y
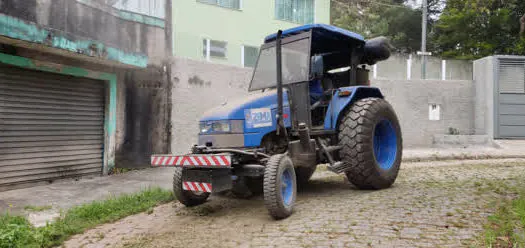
172,0 -> 330,67
0,0 -> 171,191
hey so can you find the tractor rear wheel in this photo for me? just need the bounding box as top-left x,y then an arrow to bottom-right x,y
263,154 -> 297,219
338,97 -> 402,190
173,168 -> 210,206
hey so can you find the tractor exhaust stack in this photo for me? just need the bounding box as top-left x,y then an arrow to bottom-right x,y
275,30 -> 287,138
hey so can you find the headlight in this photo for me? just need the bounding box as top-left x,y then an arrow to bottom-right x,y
211,120 -> 231,132
199,120 -> 231,133
200,122 -> 213,133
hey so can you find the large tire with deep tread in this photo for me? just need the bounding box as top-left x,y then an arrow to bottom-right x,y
338,97 -> 402,190
173,168 -> 210,206
263,154 -> 297,219
295,165 -> 317,185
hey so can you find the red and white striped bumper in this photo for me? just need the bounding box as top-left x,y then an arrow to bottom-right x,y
151,154 -> 232,168
182,181 -> 212,193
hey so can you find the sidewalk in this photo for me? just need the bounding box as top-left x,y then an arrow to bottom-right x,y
0,167 -> 175,226
1,140 -> 523,226
403,140 -> 525,162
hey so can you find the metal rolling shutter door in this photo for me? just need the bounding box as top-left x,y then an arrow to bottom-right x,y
0,65 -> 105,190
497,59 -> 525,138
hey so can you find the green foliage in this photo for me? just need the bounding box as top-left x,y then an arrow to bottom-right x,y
433,0 -> 525,59
0,215 -> 38,248
0,188 -> 173,248
331,0 -> 525,59
331,0 -> 440,53
23,206 -> 52,212
482,193 -> 525,247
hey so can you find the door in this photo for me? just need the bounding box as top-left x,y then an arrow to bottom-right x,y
0,65 -> 105,191
496,58 -> 525,138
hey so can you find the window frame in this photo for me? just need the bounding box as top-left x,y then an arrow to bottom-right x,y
203,38 -> 228,61
196,0 -> 243,11
248,31 -> 312,91
241,45 -> 259,68
274,0 -> 315,25
112,0 -> 166,19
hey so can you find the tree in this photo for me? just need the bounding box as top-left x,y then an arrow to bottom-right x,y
433,0 -> 525,59
331,0 -> 443,53
331,0 -> 389,38
520,15 -> 525,36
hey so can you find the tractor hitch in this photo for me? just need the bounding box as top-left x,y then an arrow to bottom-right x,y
317,138 -> 345,174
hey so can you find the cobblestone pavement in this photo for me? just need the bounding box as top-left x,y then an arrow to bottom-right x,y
65,159 -> 525,248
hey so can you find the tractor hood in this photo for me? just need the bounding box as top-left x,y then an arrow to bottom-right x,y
200,89 -> 289,121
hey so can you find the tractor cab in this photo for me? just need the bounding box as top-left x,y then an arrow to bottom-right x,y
250,24 -> 390,131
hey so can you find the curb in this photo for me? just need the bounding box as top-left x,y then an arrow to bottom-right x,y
403,154 -> 525,163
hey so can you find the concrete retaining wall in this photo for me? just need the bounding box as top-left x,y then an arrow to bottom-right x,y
473,57 -> 495,138
373,79 -> 475,147
170,57 -> 252,154
374,54 -> 473,81
170,58 -> 475,152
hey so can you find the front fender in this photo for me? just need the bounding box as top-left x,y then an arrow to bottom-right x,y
324,86 -> 384,130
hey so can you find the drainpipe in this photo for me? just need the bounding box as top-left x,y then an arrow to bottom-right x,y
164,0 -> 173,154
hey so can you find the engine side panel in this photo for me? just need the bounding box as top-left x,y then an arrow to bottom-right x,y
244,106 -> 291,147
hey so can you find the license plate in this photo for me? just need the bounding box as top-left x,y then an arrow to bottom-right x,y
245,108 -> 273,128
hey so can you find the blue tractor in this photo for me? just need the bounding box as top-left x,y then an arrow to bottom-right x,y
152,24 -> 402,219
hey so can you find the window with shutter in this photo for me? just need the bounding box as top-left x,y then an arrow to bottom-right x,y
275,0 -> 314,24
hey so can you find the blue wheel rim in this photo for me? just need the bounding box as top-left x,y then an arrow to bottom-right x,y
281,168 -> 294,206
373,119 -> 398,170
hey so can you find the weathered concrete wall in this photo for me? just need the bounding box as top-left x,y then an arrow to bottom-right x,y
374,53 -> 473,81
0,0 -> 167,66
373,79 -> 475,147
116,66 -> 170,168
169,57 -> 476,151
170,57 -> 252,154
473,57 -> 495,138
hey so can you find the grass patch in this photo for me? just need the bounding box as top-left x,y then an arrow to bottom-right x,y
0,187 -> 173,248
24,205 -> 52,212
481,193 -> 525,247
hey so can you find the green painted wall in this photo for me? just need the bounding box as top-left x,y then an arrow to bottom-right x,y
172,0 -> 330,67
0,13 -> 148,68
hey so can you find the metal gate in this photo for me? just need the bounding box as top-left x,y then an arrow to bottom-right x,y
0,65 -> 105,191
496,58 -> 525,138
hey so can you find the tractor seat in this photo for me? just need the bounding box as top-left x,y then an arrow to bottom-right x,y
311,77 -> 334,110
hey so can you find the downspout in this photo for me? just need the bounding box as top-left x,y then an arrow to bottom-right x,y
164,0 -> 174,154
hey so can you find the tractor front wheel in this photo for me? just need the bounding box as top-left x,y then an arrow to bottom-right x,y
263,154 -> 297,219
338,97 -> 402,190
173,168 -> 210,207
